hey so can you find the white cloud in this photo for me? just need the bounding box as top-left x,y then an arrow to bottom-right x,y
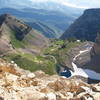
30,0 -> 100,9
62,2 -> 88,9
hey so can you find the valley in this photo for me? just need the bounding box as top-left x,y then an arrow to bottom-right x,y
0,8 -> 100,83
0,0 -> 100,99
0,7 -> 76,38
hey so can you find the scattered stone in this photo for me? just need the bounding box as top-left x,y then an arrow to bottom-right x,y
76,87 -> 86,95
91,85 -> 100,92
46,92 -> 56,100
92,93 -> 100,100
0,97 -> 4,100
11,61 -> 14,64
0,59 -> 99,100
27,73 -> 35,79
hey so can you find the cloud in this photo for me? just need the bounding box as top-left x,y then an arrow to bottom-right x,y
30,0 -> 100,9
62,0 -> 100,8
62,2 -> 88,9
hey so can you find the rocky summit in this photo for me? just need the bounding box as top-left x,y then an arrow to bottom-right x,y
0,14 -> 48,55
0,58 -> 99,100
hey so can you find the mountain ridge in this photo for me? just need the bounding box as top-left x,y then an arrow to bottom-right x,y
0,14 -> 48,54
61,8 -> 100,41
0,7 -> 76,38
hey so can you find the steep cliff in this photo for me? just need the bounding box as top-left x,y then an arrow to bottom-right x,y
61,8 -> 100,41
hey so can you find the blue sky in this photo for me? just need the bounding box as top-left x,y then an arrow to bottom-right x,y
30,0 -> 100,9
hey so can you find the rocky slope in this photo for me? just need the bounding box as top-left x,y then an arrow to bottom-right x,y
44,39 -> 100,83
0,14 -> 57,75
0,58 -> 100,100
0,14 -> 48,55
81,34 -> 100,73
27,21 -> 60,38
73,33 -> 100,74
61,8 -> 100,41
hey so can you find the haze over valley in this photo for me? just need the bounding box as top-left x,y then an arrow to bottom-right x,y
0,0 -> 100,99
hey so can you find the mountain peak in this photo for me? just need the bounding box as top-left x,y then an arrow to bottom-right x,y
0,13 -> 14,25
0,14 -> 48,55
2,13 -> 12,17
61,8 -> 100,41
0,13 -> 13,19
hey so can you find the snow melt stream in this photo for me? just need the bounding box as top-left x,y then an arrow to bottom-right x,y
71,46 -> 100,80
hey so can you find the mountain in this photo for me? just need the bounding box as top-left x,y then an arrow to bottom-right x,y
27,21 -> 61,38
0,0 -> 84,38
61,8 -> 100,41
83,34 -> 100,73
0,14 -> 48,55
0,8 -> 76,38
0,0 -> 32,8
0,14 -> 59,75
71,34 -> 100,82
0,0 -> 83,15
29,1 -> 83,16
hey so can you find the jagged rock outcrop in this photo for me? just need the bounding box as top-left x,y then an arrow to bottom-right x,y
82,34 -> 100,73
91,33 -> 100,56
61,8 -> 100,41
69,34 -> 100,82
0,14 -> 48,55
0,58 -> 99,100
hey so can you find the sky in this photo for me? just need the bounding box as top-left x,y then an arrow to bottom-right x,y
30,0 -> 100,9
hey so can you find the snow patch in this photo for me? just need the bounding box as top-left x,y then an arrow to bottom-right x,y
71,45 -> 100,80
84,69 -> 100,80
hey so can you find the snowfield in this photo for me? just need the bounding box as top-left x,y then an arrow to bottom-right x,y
71,45 -> 100,80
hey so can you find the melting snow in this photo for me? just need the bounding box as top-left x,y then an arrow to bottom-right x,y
71,45 -> 100,80
84,69 -> 100,80
61,44 -> 100,80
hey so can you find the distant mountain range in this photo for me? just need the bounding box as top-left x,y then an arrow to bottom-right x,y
27,21 -> 60,38
61,8 -> 100,41
0,7 -> 79,38
0,0 -> 83,15
0,0 -> 84,38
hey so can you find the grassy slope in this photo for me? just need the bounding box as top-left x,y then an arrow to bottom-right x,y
10,30 -> 35,48
2,28 -> 56,75
2,27 -> 83,75
3,52 -> 56,75
2,37 -> 83,75
44,39 -> 83,66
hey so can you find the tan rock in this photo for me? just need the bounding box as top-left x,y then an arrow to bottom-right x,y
0,97 -> 4,100
40,87 -> 50,93
92,93 -> 100,100
46,92 -> 56,100
34,70 -> 46,78
0,59 -> 99,100
27,73 -> 35,79
91,85 -> 100,92
47,79 -> 70,92
76,87 -> 86,95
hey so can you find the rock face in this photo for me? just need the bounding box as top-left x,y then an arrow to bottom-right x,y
0,58 -> 100,100
61,8 -> 100,41
83,34 -> 100,73
0,14 -> 48,54
57,41 -> 100,83
91,34 -> 100,56
70,34 -> 100,82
